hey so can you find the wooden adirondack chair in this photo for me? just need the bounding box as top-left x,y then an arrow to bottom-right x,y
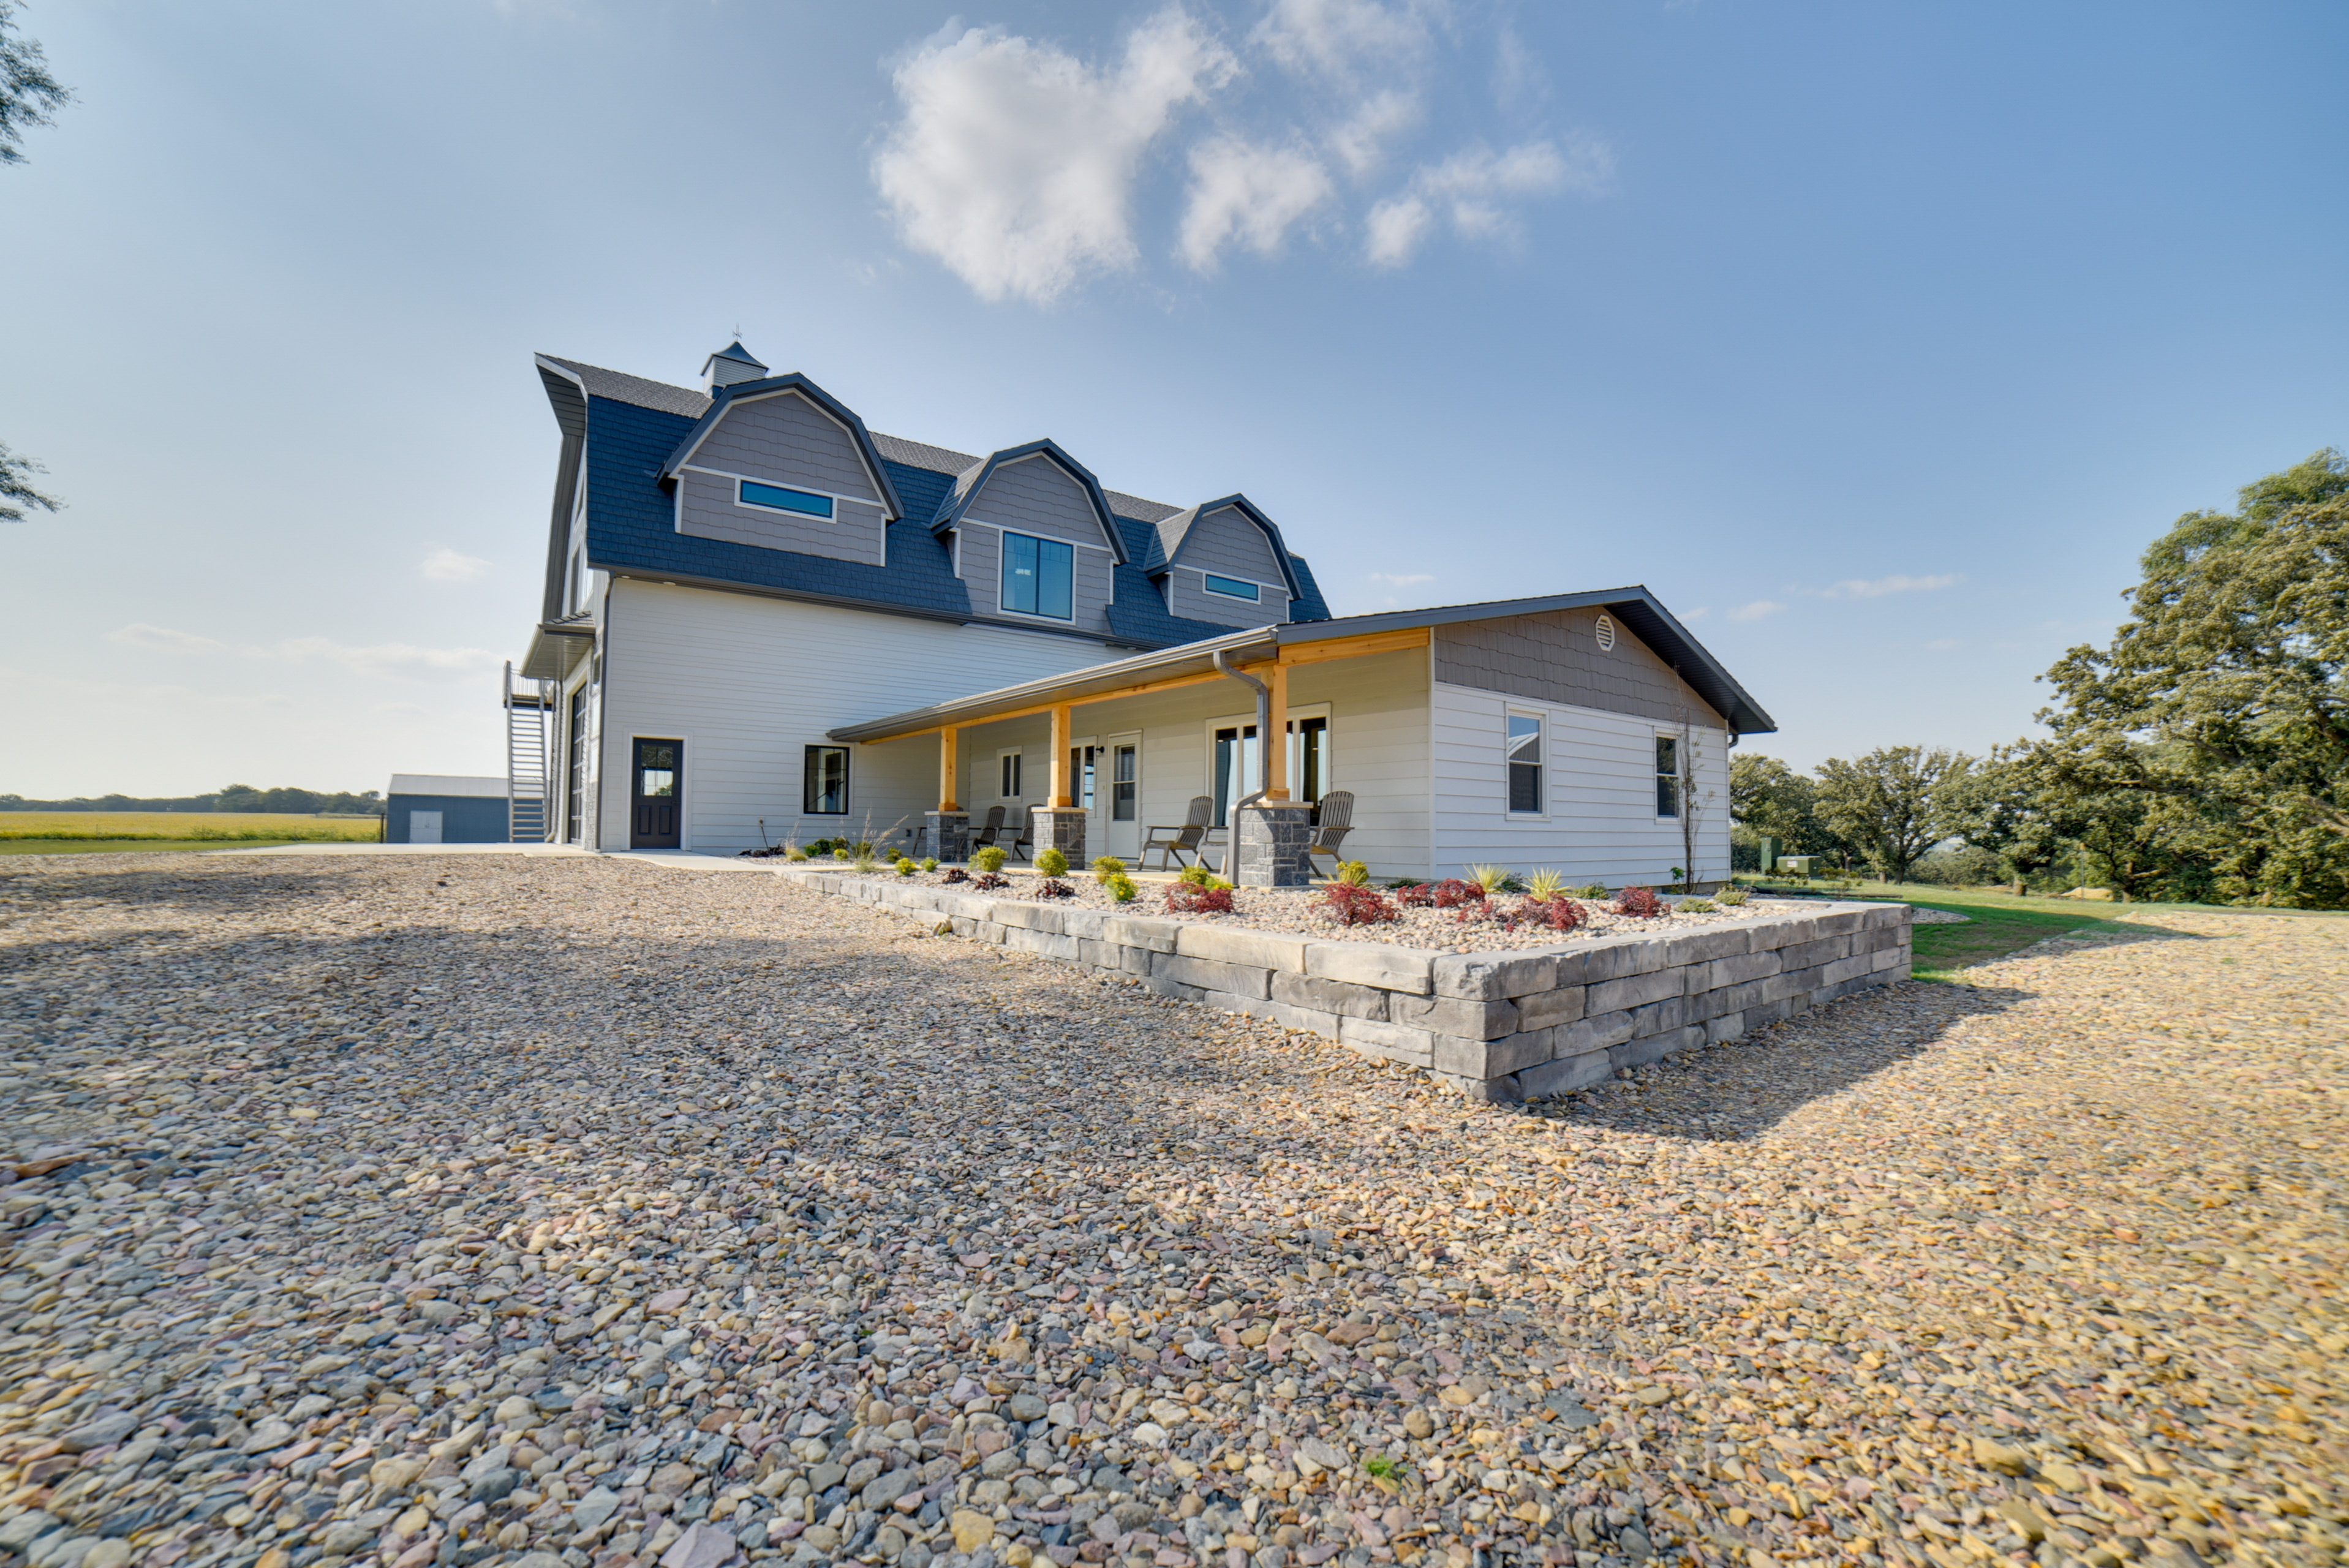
1305,790 -> 1357,874
1141,796 -> 1213,870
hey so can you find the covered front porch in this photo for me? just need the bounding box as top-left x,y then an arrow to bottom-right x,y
830,625 -> 1435,886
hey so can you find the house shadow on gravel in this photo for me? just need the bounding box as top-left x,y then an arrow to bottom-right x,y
1525,977 -> 2039,1145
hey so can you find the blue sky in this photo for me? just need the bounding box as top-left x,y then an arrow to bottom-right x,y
3,0 -> 2344,797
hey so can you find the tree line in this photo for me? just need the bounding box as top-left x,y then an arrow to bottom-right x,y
0,785 -> 385,816
1733,449 -> 2349,909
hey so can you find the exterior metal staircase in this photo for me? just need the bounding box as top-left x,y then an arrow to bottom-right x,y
504,661 -> 556,843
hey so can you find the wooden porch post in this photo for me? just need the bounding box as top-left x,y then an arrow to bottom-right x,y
1049,704 -> 1073,807
938,726 -> 959,811
1264,662 -> 1290,801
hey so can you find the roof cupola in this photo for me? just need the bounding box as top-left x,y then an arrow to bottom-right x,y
700,339 -> 769,394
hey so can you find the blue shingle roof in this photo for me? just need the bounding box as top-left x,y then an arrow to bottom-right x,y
559,360 -> 1330,650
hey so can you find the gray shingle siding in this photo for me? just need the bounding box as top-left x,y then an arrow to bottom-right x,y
1433,606 -> 1731,727
549,356 -> 1329,648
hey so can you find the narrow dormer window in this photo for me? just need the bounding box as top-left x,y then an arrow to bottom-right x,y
739,479 -> 834,519
1202,573 -> 1261,603
1002,532 -> 1074,620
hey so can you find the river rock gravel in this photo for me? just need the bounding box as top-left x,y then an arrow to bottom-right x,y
0,855 -> 2339,1568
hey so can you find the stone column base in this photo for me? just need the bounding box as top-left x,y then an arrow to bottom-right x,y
1234,801 -> 1314,887
925,810 -> 970,864
1027,805 -> 1087,867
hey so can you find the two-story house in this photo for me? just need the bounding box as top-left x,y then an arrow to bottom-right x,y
518,342 -> 1771,886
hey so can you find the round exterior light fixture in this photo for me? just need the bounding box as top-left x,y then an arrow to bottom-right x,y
1594,613 -> 1616,652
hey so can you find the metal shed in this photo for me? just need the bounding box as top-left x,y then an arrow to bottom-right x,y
384,774 -> 511,844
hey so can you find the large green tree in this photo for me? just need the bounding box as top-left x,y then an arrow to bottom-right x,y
1729,752 -> 1844,856
1814,745 -> 1971,885
2026,449 -> 2349,907
2,3 -> 66,522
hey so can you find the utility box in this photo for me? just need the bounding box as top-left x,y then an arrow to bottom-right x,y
1779,854 -> 1815,878
1759,836 -> 1781,874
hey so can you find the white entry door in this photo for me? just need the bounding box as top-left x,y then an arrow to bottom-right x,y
410,810 -> 443,844
1105,734 -> 1140,861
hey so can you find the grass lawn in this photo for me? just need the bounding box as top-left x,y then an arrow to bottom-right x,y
0,811 -> 380,843
0,839 -> 327,856
1736,877 -> 2156,982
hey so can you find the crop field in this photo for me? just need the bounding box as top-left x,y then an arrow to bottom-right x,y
0,811 -> 380,843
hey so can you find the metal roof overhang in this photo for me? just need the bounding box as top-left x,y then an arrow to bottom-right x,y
520,622 -> 597,682
826,585 -> 1776,744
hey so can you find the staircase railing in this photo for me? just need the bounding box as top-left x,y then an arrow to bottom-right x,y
504,661 -> 556,843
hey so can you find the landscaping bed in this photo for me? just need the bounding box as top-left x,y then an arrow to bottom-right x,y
816,864 -> 1835,956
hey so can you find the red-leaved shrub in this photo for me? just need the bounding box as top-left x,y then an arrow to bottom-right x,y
1430,878 -> 1485,909
940,867 -> 969,884
1395,883 -> 1433,908
973,872 -> 1009,891
1519,895 -> 1584,932
1323,883 -> 1398,926
1612,885 -> 1665,918
1035,878 -> 1075,899
1166,883 -> 1237,915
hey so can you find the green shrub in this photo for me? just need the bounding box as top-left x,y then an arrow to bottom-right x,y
1679,897 -> 1717,913
853,855 -> 878,875
1177,864 -> 1234,891
1035,846 -> 1069,877
1572,884 -> 1610,900
1468,864 -> 1512,894
1714,886 -> 1749,907
1334,860 -> 1371,886
1092,855 -> 1127,884
895,859 -> 917,878
919,858 -> 938,873
1105,873 -> 1138,903
786,849 -> 810,862
972,845 -> 1008,873
1526,869 -> 1567,901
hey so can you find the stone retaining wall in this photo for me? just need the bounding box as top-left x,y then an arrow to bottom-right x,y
769,870 -> 1913,1102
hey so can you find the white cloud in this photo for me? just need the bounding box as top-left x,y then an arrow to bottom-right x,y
1252,0 -> 1435,85
1681,606 -> 1712,622
265,638 -> 504,680
421,547 -> 493,583
1364,136 -> 1610,266
872,7 -> 1238,304
1364,571 -> 1435,587
1814,573 -> 1963,599
1728,600 -> 1785,622
1324,88 -> 1421,178
108,623 -> 229,655
105,622 -> 500,682
1178,135 -> 1335,271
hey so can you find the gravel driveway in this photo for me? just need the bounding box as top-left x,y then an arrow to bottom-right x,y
0,855 -> 2340,1568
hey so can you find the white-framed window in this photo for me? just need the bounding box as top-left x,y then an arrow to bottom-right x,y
1507,712 -> 1544,815
1654,735 -> 1681,818
998,750 -> 1024,800
1202,572 -> 1261,602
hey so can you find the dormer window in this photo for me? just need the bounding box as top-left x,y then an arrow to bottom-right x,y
1002,532 -> 1074,620
1203,573 -> 1261,603
739,479 -> 834,519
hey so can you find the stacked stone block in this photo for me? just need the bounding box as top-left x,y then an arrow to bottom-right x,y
772,869 -> 1913,1103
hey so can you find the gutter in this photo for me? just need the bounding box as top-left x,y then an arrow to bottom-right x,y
1213,648 -> 1270,817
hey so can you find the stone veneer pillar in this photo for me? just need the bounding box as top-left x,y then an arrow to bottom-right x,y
1027,806 -> 1087,867
925,810 -> 970,864
1233,802 -> 1315,887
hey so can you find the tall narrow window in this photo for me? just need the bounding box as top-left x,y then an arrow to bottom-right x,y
1001,532 -> 1074,619
565,688 -> 587,843
1655,736 -> 1681,818
1000,752 -> 1024,800
803,745 -> 848,815
1070,747 -> 1098,810
1111,745 -> 1137,821
1213,725 -> 1259,827
1288,716 -> 1330,807
1507,714 -> 1544,814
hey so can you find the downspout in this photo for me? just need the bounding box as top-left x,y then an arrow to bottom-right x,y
1213,647 -> 1271,815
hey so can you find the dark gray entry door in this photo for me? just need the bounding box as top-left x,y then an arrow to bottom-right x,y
632,738 -> 681,848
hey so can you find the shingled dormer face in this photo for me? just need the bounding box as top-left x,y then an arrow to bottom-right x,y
671,388 -> 892,567
951,453 -> 1119,635
1156,501 -> 1294,625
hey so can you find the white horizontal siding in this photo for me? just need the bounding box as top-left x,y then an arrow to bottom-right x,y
914,646 -> 1431,878
1432,680 -> 1730,886
597,581 -> 1122,853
